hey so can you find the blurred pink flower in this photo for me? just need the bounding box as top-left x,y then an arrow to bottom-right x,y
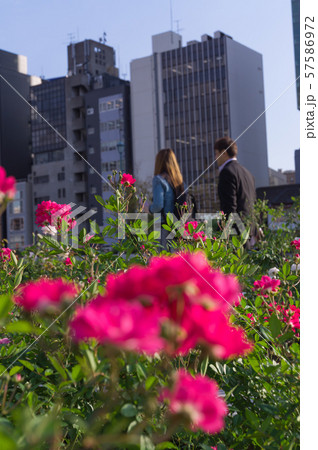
70,296 -> 165,354
193,231 -> 207,242
0,247 -> 12,261
65,257 -> 73,266
102,252 -> 251,357
290,239 -> 300,250
176,305 -> 252,358
161,369 -> 228,434
14,278 -> 77,311
0,337 -> 10,345
0,166 -> 16,203
106,252 -> 241,313
121,173 -> 136,186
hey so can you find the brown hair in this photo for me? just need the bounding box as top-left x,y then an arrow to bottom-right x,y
214,137 -> 238,158
154,148 -> 184,194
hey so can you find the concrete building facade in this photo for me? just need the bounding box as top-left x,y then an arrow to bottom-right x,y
29,40 -> 131,231
0,49 -> 41,241
130,31 -> 269,211
85,75 -> 132,225
6,178 -> 33,249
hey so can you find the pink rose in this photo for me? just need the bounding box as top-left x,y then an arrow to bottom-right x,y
70,297 -> 165,354
161,370 -> 228,434
35,201 -> 76,230
290,239 -> 300,250
14,278 -> 77,311
65,257 -> 73,266
0,337 -> 10,345
0,248 -> 12,261
120,173 -> 136,186
253,275 -> 280,296
0,166 -> 16,202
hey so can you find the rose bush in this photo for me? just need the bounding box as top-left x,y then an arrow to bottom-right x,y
0,170 -> 299,449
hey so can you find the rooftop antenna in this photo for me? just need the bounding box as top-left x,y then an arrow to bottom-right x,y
67,32 -> 75,44
170,0 -> 173,33
174,19 -> 183,34
99,32 -> 107,44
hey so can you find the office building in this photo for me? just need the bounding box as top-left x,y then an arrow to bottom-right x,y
30,76 -> 71,221
130,31 -> 269,211
0,49 -> 41,240
6,178 -> 33,249
85,73 -> 132,225
269,168 -> 287,186
30,40 -> 131,229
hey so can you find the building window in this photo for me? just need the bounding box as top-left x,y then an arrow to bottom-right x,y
34,175 -> 49,184
87,107 -> 94,115
58,188 -> 66,199
57,172 -> 65,181
87,127 -> 95,135
9,234 -> 25,249
10,218 -> 24,231
91,186 -> 97,194
34,150 -> 64,164
89,168 -> 94,174
34,196 -> 50,205
88,146 -> 95,154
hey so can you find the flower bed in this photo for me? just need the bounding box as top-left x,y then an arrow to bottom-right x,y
0,170 -> 300,449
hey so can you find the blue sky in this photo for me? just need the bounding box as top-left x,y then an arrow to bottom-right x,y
0,0 -> 299,171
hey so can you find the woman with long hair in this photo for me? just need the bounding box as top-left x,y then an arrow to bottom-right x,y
149,148 -> 184,248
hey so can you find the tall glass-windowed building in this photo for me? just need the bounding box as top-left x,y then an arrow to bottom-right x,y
131,31 -> 269,211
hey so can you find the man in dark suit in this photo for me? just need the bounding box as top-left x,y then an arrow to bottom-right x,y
214,137 -> 257,242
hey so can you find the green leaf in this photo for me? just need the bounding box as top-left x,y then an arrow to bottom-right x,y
19,360 -> 35,372
205,239 -> 212,251
225,384 -> 238,400
282,262 -> 291,277
9,366 -> 22,376
166,213 -> 173,227
120,403 -> 137,417
85,349 -> 97,372
6,321 -> 41,334
71,365 -> 83,382
47,355 -> 67,380
145,376 -> 157,391
249,357 -> 261,373
277,331 -> 295,343
269,314 -> 282,339
255,296 -> 263,308
200,356 -> 209,376
290,343 -> 300,356
260,415 -> 272,432
0,431 -> 17,450
0,295 -> 13,320
148,231 -> 160,241
245,408 -> 259,429
10,251 -> 18,267
136,363 -> 147,381
41,235 -> 61,250
232,235 -> 241,248
155,442 -> 178,449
